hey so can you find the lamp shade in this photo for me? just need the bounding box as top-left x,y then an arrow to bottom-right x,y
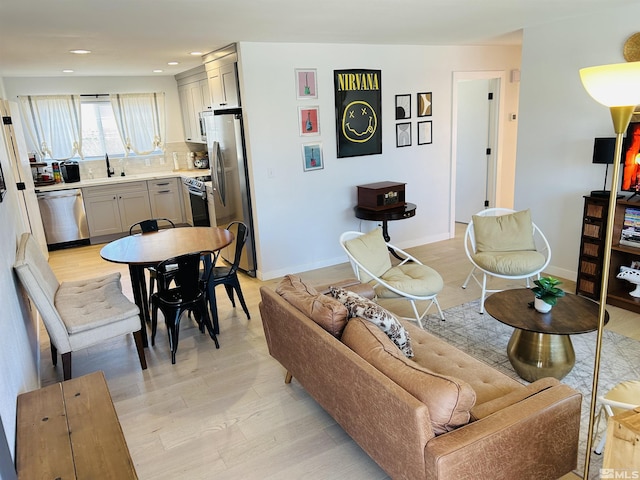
580,61 -> 640,107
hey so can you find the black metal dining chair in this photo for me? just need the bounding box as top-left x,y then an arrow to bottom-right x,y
129,218 -> 176,306
151,251 -> 219,364
205,221 -> 251,331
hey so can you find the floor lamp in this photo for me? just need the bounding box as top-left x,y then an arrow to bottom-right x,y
579,61 -> 640,479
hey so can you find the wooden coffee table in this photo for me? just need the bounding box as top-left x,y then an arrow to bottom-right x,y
484,288 -> 608,382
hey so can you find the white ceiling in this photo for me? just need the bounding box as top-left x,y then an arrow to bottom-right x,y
0,0 -> 634,78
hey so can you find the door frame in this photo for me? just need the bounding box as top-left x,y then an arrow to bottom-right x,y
450,70 -> 506,235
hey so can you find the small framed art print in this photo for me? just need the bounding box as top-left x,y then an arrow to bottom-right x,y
417,121 -> 432,145
395,94 -> 411,120
417,92 -> 432,117
302,142 -> 324,171
299,106 -> 320,136
295,69 -> 318,99
396,122 -> 411,147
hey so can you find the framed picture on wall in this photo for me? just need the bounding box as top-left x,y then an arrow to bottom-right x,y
295,69 -> 318,99
417,92 -> 432,117
395,94 -> 411,120
298,106 -> 320,136
302,142 -> 324,171
396,122 -> 411,147
417,121 -> 432,145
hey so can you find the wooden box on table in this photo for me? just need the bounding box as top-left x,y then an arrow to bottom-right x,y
357,181 -> 406,211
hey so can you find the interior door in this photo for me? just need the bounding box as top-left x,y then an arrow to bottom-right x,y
0,100 -> 48,255
453,75 -> 500,225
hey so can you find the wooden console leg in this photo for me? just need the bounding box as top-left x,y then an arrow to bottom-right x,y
284,371 -> 292,384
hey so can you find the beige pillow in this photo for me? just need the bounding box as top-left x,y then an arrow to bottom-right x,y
341,317 -> 475,435
472,209 -> 536,253
276,275 -> 349,337
343,228 -> 392,283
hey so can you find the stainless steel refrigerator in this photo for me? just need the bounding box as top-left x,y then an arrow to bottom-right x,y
203,108 -> 257,277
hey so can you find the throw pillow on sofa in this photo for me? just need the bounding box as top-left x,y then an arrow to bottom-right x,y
329,286 -> 413,357
341,316 -> 476,435
276,275 -> 349,337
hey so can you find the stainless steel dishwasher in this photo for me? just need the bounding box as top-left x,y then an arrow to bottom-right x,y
37,189 -> 89,249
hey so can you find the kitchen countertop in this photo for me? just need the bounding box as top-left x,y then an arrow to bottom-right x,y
34,170 -> 208,192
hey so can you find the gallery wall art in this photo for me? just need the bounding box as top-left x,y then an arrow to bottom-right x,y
334,69 -> 382,158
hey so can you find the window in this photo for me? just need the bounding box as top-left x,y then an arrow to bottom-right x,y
79,100 -> 128,158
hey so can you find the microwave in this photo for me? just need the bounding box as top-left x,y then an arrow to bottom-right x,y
198,112 -> 207,143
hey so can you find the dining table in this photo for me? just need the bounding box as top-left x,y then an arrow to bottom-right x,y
100,226 -> 234,347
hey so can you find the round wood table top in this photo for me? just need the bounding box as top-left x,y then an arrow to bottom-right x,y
100,227 -> 234,266
484,288 -> 608,335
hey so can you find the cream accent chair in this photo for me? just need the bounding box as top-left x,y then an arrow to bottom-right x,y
462,208 -> 550,314
340,228 -> 444,328
594,380 -> 640,455
13,232 -> 147,380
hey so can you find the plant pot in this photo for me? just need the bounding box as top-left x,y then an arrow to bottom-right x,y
534,297 -> 552,313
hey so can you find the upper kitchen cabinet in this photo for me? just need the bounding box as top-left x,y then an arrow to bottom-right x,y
175,66 -> 211,144
203,44 -> 240,110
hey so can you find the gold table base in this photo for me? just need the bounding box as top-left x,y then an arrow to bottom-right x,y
507,330 -> 575,382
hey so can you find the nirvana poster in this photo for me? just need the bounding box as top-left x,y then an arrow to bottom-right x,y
334,69 -> 382,158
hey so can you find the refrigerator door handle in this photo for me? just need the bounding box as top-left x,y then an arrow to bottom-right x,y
212,141 -> 226,206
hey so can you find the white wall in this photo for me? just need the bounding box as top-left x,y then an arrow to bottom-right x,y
515,4 -> 640,280
237,42 -> 521,279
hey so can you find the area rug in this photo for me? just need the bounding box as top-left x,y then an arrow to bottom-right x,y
427,300 -> 640,479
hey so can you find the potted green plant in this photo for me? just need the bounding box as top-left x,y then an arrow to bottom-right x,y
531,276 -> 565,313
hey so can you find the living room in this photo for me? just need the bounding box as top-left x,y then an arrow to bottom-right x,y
1,2 -> 640,478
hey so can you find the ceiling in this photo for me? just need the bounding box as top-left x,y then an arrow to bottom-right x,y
0,0 -> 634,78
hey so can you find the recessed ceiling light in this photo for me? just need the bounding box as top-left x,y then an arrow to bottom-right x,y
189,51 -> 203,56
153,69 -> 163,73
69,49 -> 91,55
62,69 -> 74,73
167,61 -> 179,66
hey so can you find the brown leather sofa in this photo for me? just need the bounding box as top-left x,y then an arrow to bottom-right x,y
259,277 -> 582,480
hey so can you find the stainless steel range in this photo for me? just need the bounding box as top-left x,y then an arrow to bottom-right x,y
182,175 -> 211,227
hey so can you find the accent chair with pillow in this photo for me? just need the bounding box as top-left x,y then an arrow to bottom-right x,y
462,208 -> 551,313
340,228 -> 444,327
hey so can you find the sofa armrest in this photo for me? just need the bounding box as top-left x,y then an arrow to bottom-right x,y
424,384 -> 581,480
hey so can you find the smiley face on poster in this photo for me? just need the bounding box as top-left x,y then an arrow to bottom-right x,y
334,69 -> 382,158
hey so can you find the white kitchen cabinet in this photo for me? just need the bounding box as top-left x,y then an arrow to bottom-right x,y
176,67 -> 211,144
83,181 -> 151,238
207,63 -> 239,109
147,178 -> 184,224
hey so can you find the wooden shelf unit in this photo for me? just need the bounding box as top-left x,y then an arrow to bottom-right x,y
577,195 -> 640,314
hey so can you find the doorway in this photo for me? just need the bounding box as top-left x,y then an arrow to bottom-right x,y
451,71 -> 504,230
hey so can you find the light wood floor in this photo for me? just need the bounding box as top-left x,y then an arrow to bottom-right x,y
42,224 -> 638,479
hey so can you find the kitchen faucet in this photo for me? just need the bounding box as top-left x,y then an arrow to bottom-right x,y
106,154 -> 114,177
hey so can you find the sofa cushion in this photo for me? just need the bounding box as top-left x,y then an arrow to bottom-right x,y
343,228 -> 392,283
330,287 -> 413,357
473,209 -> 536,253
341,317 -> 476,435
276,275 -> 349,337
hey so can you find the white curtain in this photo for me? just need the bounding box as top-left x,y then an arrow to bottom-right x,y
18,95 -> 82,160
110,93 -> 165,155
